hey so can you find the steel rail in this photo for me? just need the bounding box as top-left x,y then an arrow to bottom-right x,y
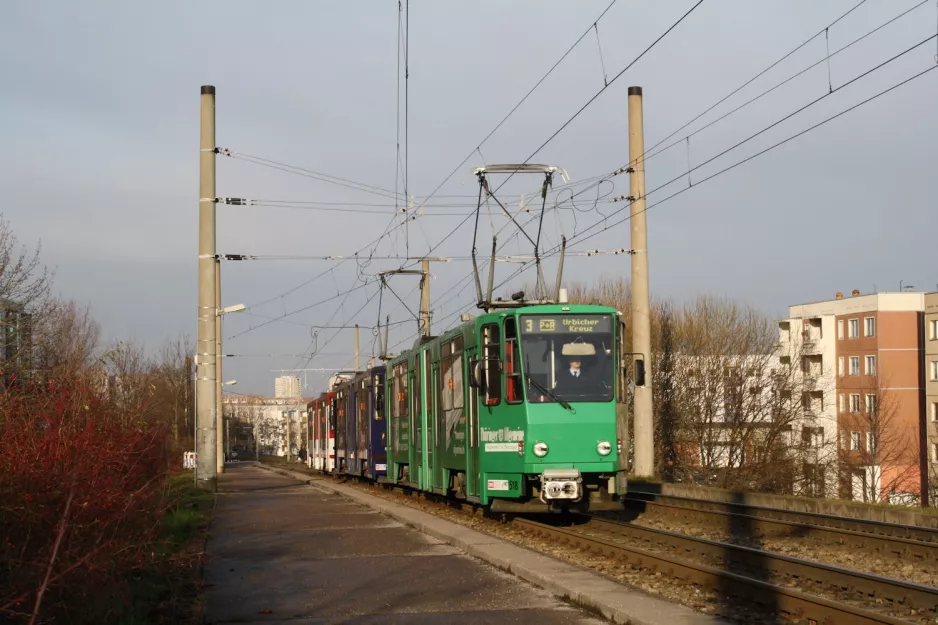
624,492 -> 938,545
514,518 -> 925,625
584,516 -> 938,616
618,497 -> 938,562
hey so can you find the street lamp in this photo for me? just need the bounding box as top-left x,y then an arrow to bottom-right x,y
222,378 -> 238,462
216,304 -> 245,474
218,303 -> 246,316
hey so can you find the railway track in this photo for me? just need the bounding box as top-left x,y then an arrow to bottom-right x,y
620,493 -> 938,562
516,516 -> 938,625
626,498 -> 938,562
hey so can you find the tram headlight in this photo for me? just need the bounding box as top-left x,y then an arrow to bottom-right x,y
533,441 -> 549,458
597,441 -> 612,456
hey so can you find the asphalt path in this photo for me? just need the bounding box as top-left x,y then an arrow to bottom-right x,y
205,464 -> 608,624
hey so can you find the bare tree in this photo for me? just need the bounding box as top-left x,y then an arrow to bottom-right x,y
0,215 -> 54,384
764,334 -> 838,498
838,379 -> 921,504
655,302 -> 678,481
32,300 -> 101,375
0,214 -> 53,308
100,341 -> 159,424
564,283 -> 802,490
152,334 -> 192,444
667,296 -> 775,488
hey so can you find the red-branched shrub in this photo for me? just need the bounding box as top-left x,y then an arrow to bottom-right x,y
0,374 -> 172,623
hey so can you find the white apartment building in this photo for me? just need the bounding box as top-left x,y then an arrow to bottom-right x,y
222,395 -> 309,457
777,301 -> 839,498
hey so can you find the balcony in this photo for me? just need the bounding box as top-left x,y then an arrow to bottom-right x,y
801,331 -> 819,353
802,318 -> 822,350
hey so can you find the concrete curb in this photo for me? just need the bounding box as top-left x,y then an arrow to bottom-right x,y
253,462 -> 726,625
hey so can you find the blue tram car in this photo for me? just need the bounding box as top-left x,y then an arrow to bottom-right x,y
325,366 -> 388,481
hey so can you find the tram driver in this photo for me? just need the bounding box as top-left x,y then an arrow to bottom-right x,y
554,342 -> 596,394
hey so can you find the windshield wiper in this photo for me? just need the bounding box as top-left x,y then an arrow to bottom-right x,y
525,373 -> 573,412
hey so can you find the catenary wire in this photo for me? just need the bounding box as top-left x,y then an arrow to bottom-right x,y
623,33 -> 938,202
294,283 -> 383,373
447,0 -> 900,246
380,0 -> 622,258
642,0 -> 870,160
639,0 -> 930,166
478,0 -> 919,237
407,0 -> 706,270
220,150 -> 402,199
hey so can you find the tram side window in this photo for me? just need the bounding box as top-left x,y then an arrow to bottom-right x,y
336,389 -> 346,420
481,323 -> 501,406
358,380 -> 367,417
504,318 -> 522,404
374,374 -> 385,421
393,364 -> 408,418
415,357 -> 422,418
452,338 -> 464,410
440,337 -> 465,411
442,343 -> 454,412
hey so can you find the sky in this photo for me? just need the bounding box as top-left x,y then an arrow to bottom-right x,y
2,0 -> 936,396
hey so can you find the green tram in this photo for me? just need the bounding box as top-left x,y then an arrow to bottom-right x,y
385,303 -> 630,512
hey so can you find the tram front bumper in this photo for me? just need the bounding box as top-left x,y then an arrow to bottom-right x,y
539,468 -> 583,503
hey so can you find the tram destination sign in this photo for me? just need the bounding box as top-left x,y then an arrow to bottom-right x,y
520,314 -> 612,335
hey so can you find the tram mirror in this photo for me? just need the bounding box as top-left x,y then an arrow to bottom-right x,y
562,342 -> 596,357
469,359 -> 482,388
634,359 -> 646,387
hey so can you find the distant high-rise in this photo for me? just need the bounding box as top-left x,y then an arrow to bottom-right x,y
275,375 -> 301,398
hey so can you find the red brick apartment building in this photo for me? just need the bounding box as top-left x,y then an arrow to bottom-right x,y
834,294 -> 925,503
783,290 -> 927,504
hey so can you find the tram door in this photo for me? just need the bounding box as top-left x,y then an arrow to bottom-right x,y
407,361 -> 420,484
423,349 -> 434,491
411,347 -> 432,490
409,355 -> 419,486
464,346 -> 480,498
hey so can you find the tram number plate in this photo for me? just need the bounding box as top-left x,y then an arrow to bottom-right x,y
487,479 -> 519,491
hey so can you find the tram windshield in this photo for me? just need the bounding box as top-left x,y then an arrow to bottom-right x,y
519,314 -> 614,403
